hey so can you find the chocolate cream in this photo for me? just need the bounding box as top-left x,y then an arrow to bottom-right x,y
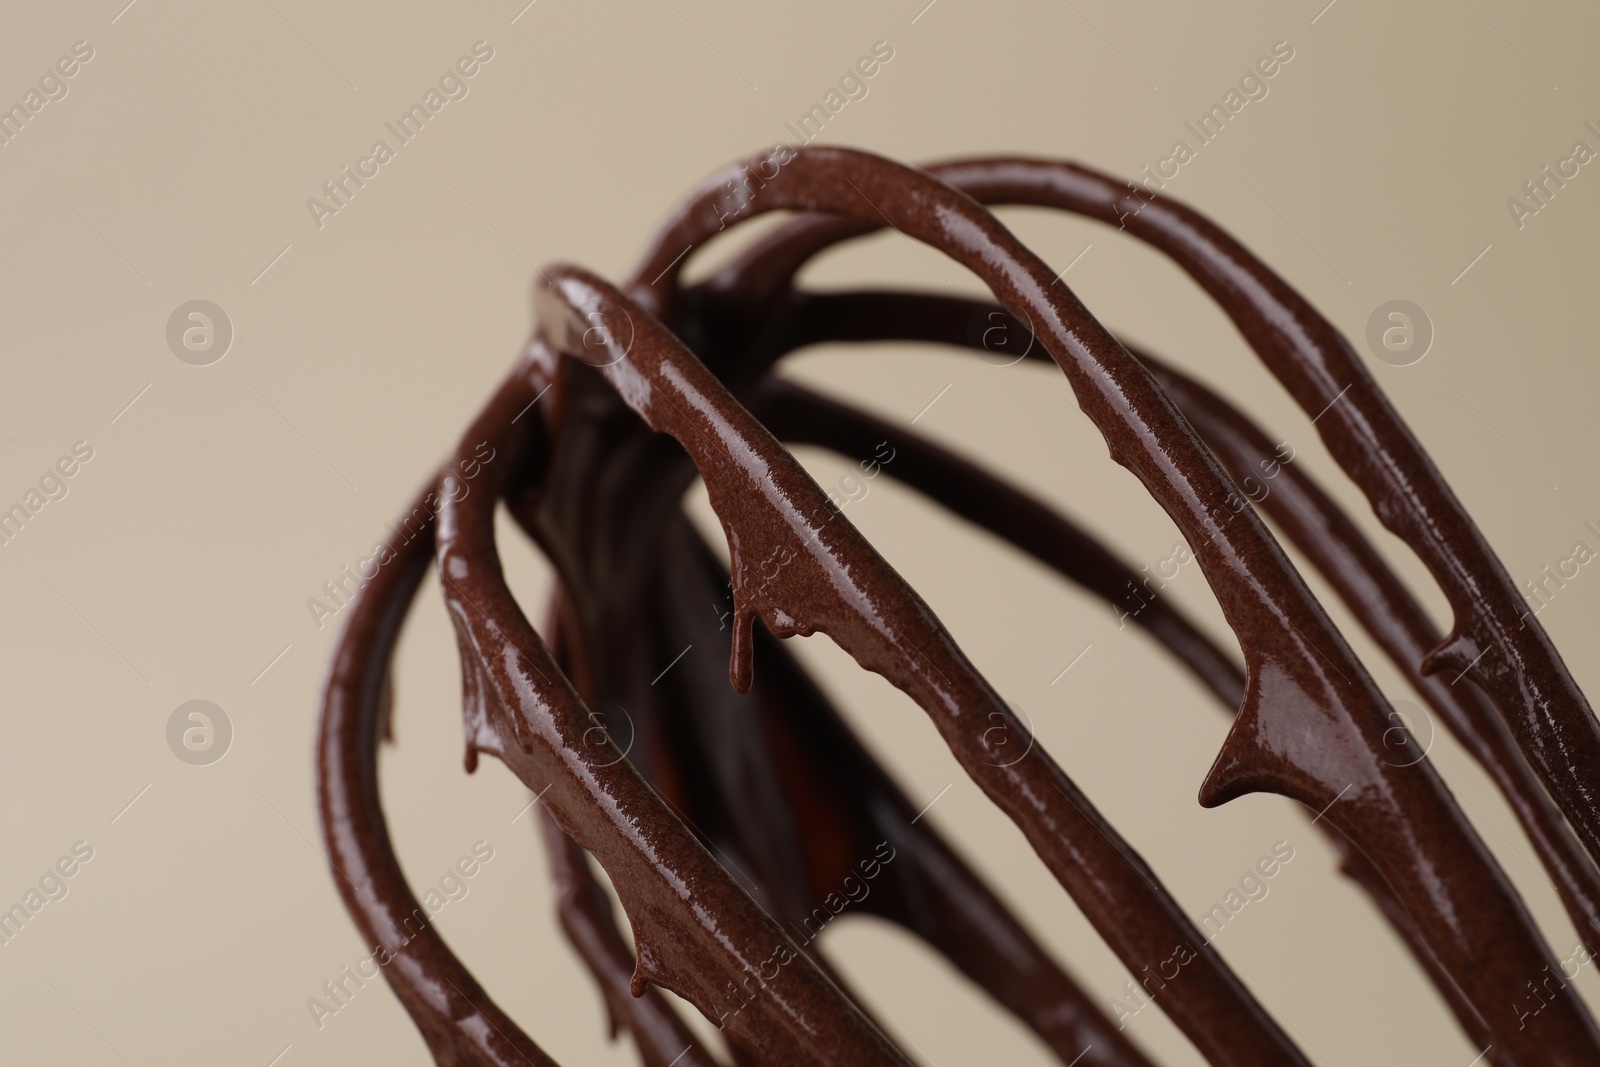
316,147 -> 1600,1066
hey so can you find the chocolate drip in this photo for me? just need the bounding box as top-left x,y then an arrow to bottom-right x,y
1138,351 -> 1600,943
313,146 -> 1600,1066
536,809 -> 724,1067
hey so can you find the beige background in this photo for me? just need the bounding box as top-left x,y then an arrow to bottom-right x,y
1,0 -> 1597,1063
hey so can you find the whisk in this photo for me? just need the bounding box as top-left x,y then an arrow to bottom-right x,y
316,146 -> 1600,1067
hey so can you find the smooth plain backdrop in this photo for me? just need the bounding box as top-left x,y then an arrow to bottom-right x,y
1,1 -> 1597,1064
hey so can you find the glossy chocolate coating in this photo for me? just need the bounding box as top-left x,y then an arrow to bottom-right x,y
316,147 -> 1600,1066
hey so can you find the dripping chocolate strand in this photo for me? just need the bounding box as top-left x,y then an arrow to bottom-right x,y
536,811 -> 727,1067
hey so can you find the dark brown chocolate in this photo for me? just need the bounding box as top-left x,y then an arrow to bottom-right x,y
315,147 -> 1600,1066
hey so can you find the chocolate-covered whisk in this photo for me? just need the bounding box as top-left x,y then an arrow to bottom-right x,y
316,146 -> 1600,1066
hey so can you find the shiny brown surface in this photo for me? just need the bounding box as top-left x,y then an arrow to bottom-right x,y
316,147 -> 1600,1065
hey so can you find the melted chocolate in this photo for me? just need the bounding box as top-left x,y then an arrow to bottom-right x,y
315,147 -> 1600,1066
